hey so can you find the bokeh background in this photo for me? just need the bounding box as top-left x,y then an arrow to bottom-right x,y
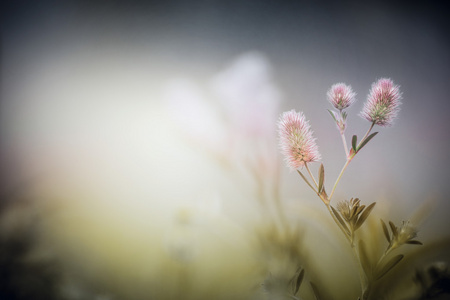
1,1 -> 449,299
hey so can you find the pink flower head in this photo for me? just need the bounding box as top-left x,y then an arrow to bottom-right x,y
327,83 -> 356,110
360,78 -> 402,127
278,110 -> 321,169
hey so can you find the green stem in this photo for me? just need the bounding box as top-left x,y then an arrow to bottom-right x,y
341,131 -> 349,157
325,203 -> 367,298
374,245 -> 395,271
305,163 -> 318,188
351,243 -> 368,298
328,122 -> 376,202
339,111 -> 349,157
357,122 -> 375,150
328,158 -> 352,201
325,203 -> 351,244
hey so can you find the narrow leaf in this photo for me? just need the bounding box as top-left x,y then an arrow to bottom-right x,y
350,204 -> 359,220
294,269 -> 305,295
358,240 -> 372,278
389,221 -> 398,239
310,282 -> 321,300
352,135 -> 357,151
297,170 -> 317,193
357,132 -> 378,152
355,202 -> 376,230
331,206 -> 350,235
406,240 -> 423,245
319,188 -> 329,205
327,109 -> 338,123
380,219 -> 390,243
355,204 -> 366,217
318,163 -> 325,193
375,254 -> 404,280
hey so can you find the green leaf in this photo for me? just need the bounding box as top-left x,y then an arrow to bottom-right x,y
389,221 -> 398,239
380,219 -> 390,243
406,240 -> 423,245
352,135 -> 357,151
350,204 -> 359,220
375,254 -> 404,280
318,163 -> 325,193
355,202 -> 376,230
319,187 -> 330,204
357,132 -> 378,152
331,205 -> 350,236
355,204 -> 366,217
358,240 -> 372,278
297,170 -> 317,193
327,109 -> 338,123
310,282 -> 321,300
294,269 -> 305,295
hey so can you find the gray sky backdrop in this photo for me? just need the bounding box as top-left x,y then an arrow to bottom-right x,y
2,1 -> 450,232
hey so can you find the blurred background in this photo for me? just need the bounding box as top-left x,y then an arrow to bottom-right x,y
1,1 -> 449,299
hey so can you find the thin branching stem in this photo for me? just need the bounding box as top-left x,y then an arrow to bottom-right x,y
324,203 -> 367,297
328,158 -> 352,201
305,163 -> 318,188
374,245 -> 395,271
352,243 -> 368,297
357,122 -> 375,149
339,111 -> 349,157
341,131 -> 349,157
325,203 -> 351,243
328,122 -> 376,201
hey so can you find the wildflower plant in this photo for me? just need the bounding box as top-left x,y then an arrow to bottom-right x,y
277,78 -> 424,300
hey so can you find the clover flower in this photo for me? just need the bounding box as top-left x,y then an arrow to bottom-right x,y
327,83 -> 356,111
397,221 -> 420,245
360,78 -> 402,127
278,110 -> 321,170
381,220 -> 422,251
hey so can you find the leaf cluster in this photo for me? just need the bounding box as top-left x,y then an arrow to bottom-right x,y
359,220 -> 424,283
380,219 -> 423,251
330,198 -> 376,239
358,240 -> 405,283
349,133 -> 378,158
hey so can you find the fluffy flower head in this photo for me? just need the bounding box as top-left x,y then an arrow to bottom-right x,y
278,110 -> 321,169
327,83 -> 356,110
360,78 -> 402,126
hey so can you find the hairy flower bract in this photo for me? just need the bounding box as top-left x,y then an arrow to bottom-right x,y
278,110 -> 321,169
360,78 -> 402,126
327,83 -> 356,110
